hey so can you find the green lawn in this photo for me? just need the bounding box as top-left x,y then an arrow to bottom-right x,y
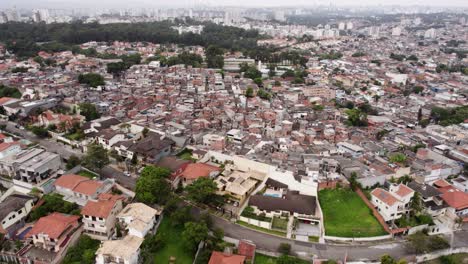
78,170 -> 97,179
237,221 -> 286,237
153,217 -> 194,264
423,253 -> 468,264
319,188 -> 387,237
271,217 -> 288,231
255,253 -> 277,264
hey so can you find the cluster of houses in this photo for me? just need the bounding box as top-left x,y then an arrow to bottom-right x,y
0,172 -> 161,264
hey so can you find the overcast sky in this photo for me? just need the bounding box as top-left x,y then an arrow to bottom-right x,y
2,0 -> 468,9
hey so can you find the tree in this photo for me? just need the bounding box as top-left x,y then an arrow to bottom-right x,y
63,235 -> 100,264
381,255 -> 395,264
140,165 -> 170,178
83,143 -> 109,172
389,153 -> 407,164
205,45 -> 224,69
349,172 -> 360,191
245,87 -> 254,98
277,255 -> 308,264
78,103 -> 100,121
142,127 -> 149,138
182,222 -> 209,251
345,108 -> 368,127
0,84 -> 22,98
406,231 -> 449,254
410,191 -> 423,215
135,166 -> 171,205
30,126 -> 48,138
78,73 -> 105,88
186,178 -> 218,204
278,243 -> 291,255
66,155 -> 81,170
171,206 -> 193,227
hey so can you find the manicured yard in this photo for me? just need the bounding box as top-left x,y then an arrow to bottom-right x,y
152,217 -> 194,264
423,253 -> 468,264
237,221 -> 286,237
78,170 -> 98,179
319,188 -> 387,237
271,217 -> 288,231
255,253 -> 277,264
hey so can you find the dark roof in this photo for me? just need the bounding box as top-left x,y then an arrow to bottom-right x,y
0,194 -> 34,221
129,133 -> 174,158
249,191 -> 316,215
82,118 -> 120,130
156,156 -> 191,172
408,181 -> 441,199
265,178 -> 288,189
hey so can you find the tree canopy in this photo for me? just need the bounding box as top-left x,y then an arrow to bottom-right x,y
78,73 -> 105,88
186,177 -> 218,204
83,143 -> 110,172
78,102 -> 100,121
135,165 -> 171,205
0,84 -> 22,98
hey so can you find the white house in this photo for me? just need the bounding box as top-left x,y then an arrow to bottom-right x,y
81,194 -> 124,240
117,203 -> 162,238
0,194 -> 34,238
95,235 -> 143,264
371,184 -> 414,222
337,142 -> 364,157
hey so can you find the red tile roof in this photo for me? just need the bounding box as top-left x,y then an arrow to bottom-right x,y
26,213 -> 79,239
208,251 -> 246,264
176,163 -> 220,180
54,174 -> 103,196
441,189 -> 468,210
81,194 -> 123,218
0,142 -> 19,152
238,240 -> 256,260
371,188 -> 399,206
394,184 -> 414,198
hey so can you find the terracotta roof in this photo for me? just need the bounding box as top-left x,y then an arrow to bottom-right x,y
0,97 -> 15,105
371,188 -> 399,206
54,174 -> 103,196
208,251 -> 246,264
81,194 -> 122,219
26,213 -> 79,239
441,189 -> 468,210
177,163 -> 220,180
433,179 -> 451,188
0,142 -> 19,152
238,240 -> 256,259
394,184 -> 414,198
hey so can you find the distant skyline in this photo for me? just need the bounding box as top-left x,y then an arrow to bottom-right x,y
2,0 -> 468,9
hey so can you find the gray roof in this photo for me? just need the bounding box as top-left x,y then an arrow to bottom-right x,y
408,181 -> 441,199
0,194 -> 34,221
249,191 -> 316,215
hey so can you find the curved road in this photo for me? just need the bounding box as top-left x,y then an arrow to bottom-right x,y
202,208 -> 468,262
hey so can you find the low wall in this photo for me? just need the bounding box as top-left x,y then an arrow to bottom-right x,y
416,247 -> 468,263
324,234 -> 393,242
239,216 -> 272,229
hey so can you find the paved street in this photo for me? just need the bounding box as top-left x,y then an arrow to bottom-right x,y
1,120 -> 82,159
101,166 -> 136,189
4,120 -> 468,261
204,207 -> 468,261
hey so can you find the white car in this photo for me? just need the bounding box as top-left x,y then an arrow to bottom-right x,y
123,171 -> 131,177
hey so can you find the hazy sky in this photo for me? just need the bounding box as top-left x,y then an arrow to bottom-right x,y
3,0 -> 468,9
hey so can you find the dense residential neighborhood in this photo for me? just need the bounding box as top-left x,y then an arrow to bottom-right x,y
0,4 -> 467,264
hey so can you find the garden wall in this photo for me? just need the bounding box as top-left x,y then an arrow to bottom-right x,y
324,234 -> 393,242
239,216 -> 272,229
416,247 -> 468,263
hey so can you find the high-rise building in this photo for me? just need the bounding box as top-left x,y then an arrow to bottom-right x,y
392,27 -> 402,36
338,22 -> 345,30
368,26 -> 380,37
424,28 -> 436,39
346,22 -> 353,30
